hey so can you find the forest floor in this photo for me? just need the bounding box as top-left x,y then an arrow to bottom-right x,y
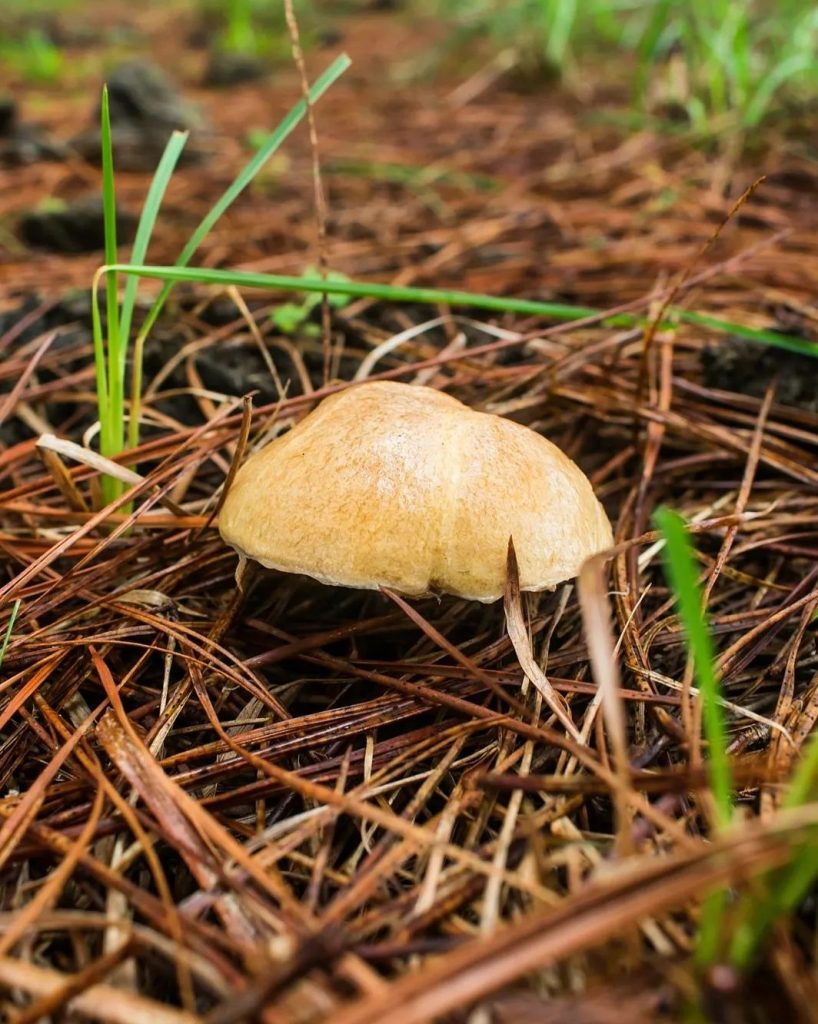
1,2 -> 818,1022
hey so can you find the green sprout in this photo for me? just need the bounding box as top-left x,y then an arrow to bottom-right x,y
90,54 -> 351,506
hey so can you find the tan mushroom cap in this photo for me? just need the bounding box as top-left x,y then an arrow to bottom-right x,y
219,381 -> 613,603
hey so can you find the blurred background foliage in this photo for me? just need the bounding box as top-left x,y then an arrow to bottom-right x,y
3,0 -> 817,141
422,0 -> 818,133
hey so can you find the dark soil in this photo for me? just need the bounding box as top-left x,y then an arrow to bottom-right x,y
19,194 -> 138,252
71,59 -> 211,169
702,336 -> 818,411
203,50 -> 267,87
0,95 -> 65,164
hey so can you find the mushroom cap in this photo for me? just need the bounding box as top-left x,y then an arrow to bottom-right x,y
219,381 -> 613,603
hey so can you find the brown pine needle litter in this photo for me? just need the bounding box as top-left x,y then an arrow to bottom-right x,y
2,3 -> 818,1022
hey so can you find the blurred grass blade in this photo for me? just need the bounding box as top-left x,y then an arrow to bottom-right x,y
679,310 -> 818,357
729,709 -> 818,969
783,728 -> 818,811
729,836 -> 818,970
744,53 -> 815,126
633,0 -> 673,106
544,0 -> 577,69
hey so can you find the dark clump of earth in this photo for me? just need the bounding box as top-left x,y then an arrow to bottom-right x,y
0,292 -> 92,346
71,61 -> 211,170
18,195 -> 138,253
0,96 -> 65,166
701,336 -> 818,411
202,51 -> 267,87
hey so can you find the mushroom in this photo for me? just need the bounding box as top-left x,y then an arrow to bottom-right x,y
219,381 -> 612,603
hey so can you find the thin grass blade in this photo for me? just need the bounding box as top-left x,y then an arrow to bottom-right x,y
729,708 -> 818,969
110,264 -> 818,359
99,86 -> 122,499
120,129 -> 189,452
654,506 -> 733,826
0,600 -> 20,670
119,129 -> 189,373
655,506 -> 734,969
133,53 -> 351,350
633,0 -> 673,106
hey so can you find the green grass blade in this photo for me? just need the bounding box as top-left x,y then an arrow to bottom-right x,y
108,263 -> 818,359
544,0 -> 577,69
99,85 -> 122,500
225,0 -> 255,53
728,711 -> 818,970
784,726 -> 818,811
679,310 -> 818,357
100,85 -> 119,380
119,129 -> 189,374
654,506 -> 733,827
121,129 -> 189,453
114,265 -> 623,321
174,54 -> 349,269
655,506 -> 733,969
633,0 -> 673,106
729,838 -> 818,970
131,53 -> 351,353
0,599 -> 21,670
731,8 -> 751,110
90,276 -> 109,459
697,889 -> 729,968
743,53 -> 815,127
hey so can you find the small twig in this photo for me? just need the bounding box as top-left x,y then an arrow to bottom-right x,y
578,551 -> 634,857
0,331 -> 56,428
12,936 -> 135,1024
636,175 -> 768,411
196,394 -> 253,540
0,953 -> 199,1024
283,0 -> 332,383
